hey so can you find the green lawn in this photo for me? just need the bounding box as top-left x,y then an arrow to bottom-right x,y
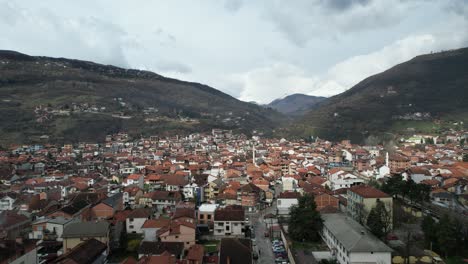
199,240 -> 220,253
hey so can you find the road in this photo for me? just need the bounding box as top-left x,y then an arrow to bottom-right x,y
250,183 -> 283,264
252,200 -> 277,264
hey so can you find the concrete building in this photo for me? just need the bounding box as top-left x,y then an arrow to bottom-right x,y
347,185 -> 393,227
321,213 -> 392,264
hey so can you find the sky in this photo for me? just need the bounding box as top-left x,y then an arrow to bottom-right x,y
1,0 -> 467,104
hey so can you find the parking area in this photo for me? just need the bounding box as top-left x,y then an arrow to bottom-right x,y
270,238 -> 289,264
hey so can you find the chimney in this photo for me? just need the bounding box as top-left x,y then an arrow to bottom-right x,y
385,152 -> 389,167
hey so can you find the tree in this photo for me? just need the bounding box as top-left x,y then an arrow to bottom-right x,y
436,214 -> 457,257
288,194 -> 323,242
366,200 -> 392,239
421,215 -> 437,249
463,153 -> 468,162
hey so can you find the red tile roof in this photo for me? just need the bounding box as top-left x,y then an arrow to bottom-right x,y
349,185 -> 390,198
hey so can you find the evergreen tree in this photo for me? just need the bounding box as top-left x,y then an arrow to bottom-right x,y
436,214 -> 457,257
421,215 -> 437,249
288,194 -> 323,242
366,200 -> 391,238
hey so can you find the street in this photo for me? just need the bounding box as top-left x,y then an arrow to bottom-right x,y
252,200 -> 277,264
250,183 -> 284,264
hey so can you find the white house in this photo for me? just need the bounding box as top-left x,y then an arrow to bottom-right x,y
183,183 -> 200,200
141,219 -> 169,241
214,206 -> 246,237
126,208 -> 151,234
276,192 -> 300,215
0,195 -> 16,211
329,173 -> 364,191
321,213 -> 392,264
281,176 -> 298,192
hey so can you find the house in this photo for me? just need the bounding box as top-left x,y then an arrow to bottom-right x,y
347,185 -> 393,227
126,208 -> 152,234
198,204 -> 219,229
54,238 -> 107,264
0,195 -> 16,211
0,211 -> 31,239
315,193 -> 339,212
219,238 -> 253,264
237,183 -> 263,212
0,239 -> 38,264
214,205 -> 246,237
408,167 -> 432,183
62,221 -> 110,254
30,217 -> 78,241
186,244 -> 204,264
137,241 -> 184,260
183,182 -> 200,200
276,191 -> 300,215
321,213 -> 392,264
329,172 -> 364,191
281,176 -> 298,191
389,154 -> 410,173
139,191 -> 181,212
157,221 -> 196,250
91,193 -> 123,219
123,187 -> 143,208
141,218 -> 171,242
204,178 -> 224,201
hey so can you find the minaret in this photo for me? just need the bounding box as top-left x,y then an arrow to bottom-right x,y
385,152 -> 389,167
252,143 -> 257,167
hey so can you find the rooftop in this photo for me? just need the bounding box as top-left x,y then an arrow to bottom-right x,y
322,213 -> 393,253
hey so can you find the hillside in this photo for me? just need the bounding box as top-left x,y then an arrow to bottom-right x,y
268,94 -> 326,116
0,51 -> 286,144
287,48 -> 468,142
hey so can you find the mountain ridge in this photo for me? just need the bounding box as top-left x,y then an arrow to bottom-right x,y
285,47 -> 468,142
268,93 -> 327,116
0,50 -> 286,144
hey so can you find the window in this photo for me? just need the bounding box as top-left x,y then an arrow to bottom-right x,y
129,218 -> 134,222
175,236 -> 179,239
207,215 -> 211,219
226,226 -> 230,231
218,223 -> 224,226
129,225 -> 134,229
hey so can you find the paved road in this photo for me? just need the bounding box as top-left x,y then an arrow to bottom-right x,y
252,202 -> 276,264
251,183 -> 283,264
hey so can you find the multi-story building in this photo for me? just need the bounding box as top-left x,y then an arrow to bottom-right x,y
198,204 -> 218,229
347,185 -> 393,227
214,205 -> 246,237
321,213 -> 392,264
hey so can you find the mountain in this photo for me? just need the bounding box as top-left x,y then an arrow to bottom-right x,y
268,94 -> 327,116
0,50 -> 286,144
287,48 -> 468,142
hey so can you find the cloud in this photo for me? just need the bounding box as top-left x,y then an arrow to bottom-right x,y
155,60 -> 192,74
0,1 -> 129,67
322,0 -> 372,11
234,30 -> 468,103
224,0 -> 244,13
263,0 -> 413,46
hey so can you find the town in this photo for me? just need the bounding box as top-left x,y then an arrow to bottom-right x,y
0,129 -> 467,264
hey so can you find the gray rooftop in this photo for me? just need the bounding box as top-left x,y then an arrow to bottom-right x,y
62,221 -> 109,238
322,213 -> 393,253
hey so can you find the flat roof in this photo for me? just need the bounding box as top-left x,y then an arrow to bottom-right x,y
199,204 -> 219,212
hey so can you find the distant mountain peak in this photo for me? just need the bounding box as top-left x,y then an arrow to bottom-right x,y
268,93 -> 327,116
